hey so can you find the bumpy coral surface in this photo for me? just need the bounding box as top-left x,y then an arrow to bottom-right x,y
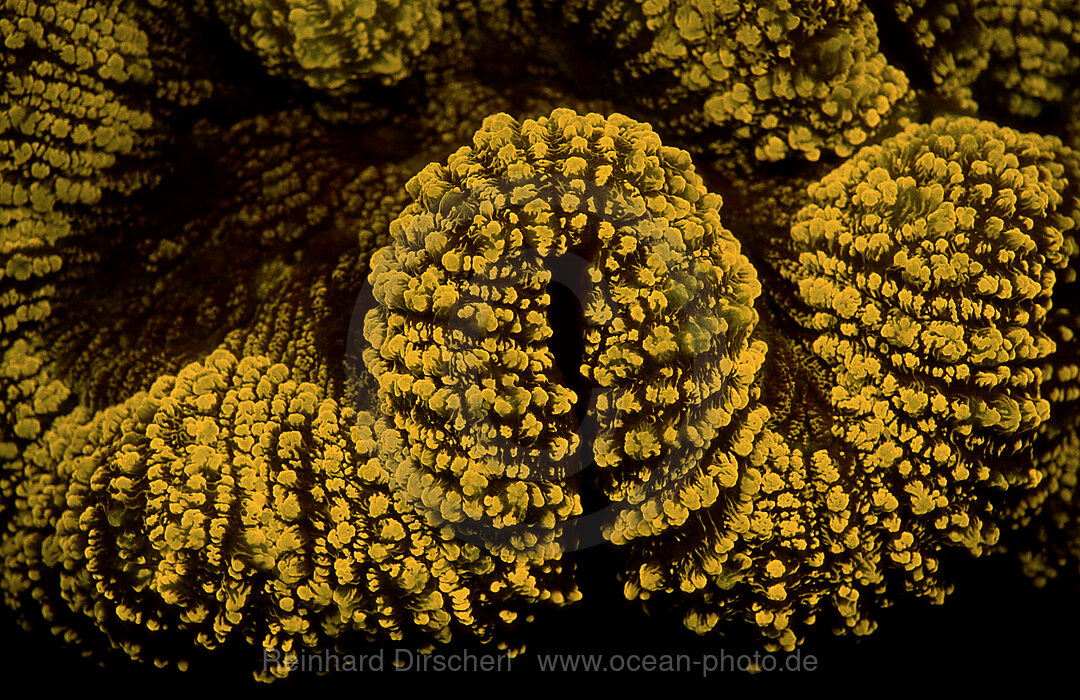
213,0 -> 445,89
2,0 -> 1080,684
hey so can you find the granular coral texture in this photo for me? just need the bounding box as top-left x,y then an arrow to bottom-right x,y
997,146 -> 1080,583
3,0 -> 1080,684
127,0 -> 224,108
613,298 -> 892,651
519,0 -> 911,168
362,109 -> 766,565
0,339 -> 75,526
1003,297 -> 1080,585
361,110 -> 595,564
782,116 -> 1080,598
212,0 -> 446,90
615,114 -> 1080,652
1,3 -> 608,676
889,0 -> 990,100
209,0 -> 559,95
1,0 -> 163,343
975,0 -> 1080,118
37,104 -> 420,410
2,347 -> 578,679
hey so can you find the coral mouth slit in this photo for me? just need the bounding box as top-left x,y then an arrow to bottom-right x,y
544,249 -> 593,429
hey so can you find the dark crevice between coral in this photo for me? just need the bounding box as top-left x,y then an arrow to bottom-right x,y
864,0 -> 937,94
151,16 -> 309,131
542,242 -> 615,533
545,253 -> 591,429
755,300 -> 848,461
494,0 -> 669,109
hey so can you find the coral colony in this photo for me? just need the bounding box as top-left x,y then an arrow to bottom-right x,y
2,0 -> 1079,682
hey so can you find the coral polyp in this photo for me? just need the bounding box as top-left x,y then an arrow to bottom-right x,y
2,0 -> 1079,683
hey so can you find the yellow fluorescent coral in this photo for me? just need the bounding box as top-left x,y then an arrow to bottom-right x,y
212,0 -> 446,90
516,0 -> 911,168
791,116 -> 1078,489
361,109 -> 765,559
2,0 -> 1080,683
3,348 -> 575,679
976,0 -> 1080,118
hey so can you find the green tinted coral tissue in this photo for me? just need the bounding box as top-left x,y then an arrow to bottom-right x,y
1,0 -> 1079,683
